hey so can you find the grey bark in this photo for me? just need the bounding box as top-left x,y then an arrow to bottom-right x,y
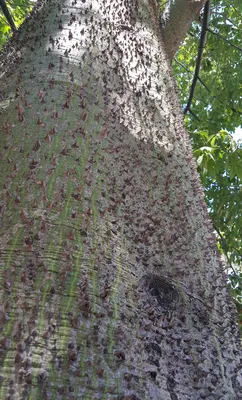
0,0 -> 241,399
160,0 -> 207,59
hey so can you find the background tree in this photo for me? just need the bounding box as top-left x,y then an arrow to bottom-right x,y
0,0 -> 241,399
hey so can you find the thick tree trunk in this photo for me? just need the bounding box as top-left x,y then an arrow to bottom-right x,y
0,1 -> 241,399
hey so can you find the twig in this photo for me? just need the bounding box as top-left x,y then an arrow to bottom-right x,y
184,0 -> 211,115
206,27 -> 242,52
0,0 -> 16,32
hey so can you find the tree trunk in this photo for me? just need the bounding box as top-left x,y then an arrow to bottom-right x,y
0,1 -> 241,399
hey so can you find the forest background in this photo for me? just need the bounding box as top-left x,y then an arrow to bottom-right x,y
1,0 -> 242,327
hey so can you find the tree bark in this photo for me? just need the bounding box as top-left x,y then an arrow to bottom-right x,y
160,0 -> 207,59
0,0 -> 241,399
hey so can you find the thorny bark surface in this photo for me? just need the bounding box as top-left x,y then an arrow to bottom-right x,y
0,0 -> 241,399
160,0 -> 207,59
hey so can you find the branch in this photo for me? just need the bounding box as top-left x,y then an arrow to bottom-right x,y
0,0 -> 16,32
206,27 -> 242,53
184,0 -> 211,115
161,0 -> 207,60
188,108 -> 200,121
174,59 -> 242,117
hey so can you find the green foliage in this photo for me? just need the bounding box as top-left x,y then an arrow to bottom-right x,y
0,0 -> 34,46
173,0 -> 242,324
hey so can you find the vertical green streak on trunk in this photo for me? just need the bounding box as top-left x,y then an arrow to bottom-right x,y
112,245 -> 122,321
2,192 -> 18,228
29,85 -> 106,396
1,227 -> 24,333
37,187 -> 73,332
45,151 -> 64,202
38,279 -> 52,326
0,377 -> 7,398
3,226 -> 23,271
66,243 -> 83,310
30,385 -> 42,400
78,322 -> 88,376
38,201 -> 73,327
0,233 -> 24,400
